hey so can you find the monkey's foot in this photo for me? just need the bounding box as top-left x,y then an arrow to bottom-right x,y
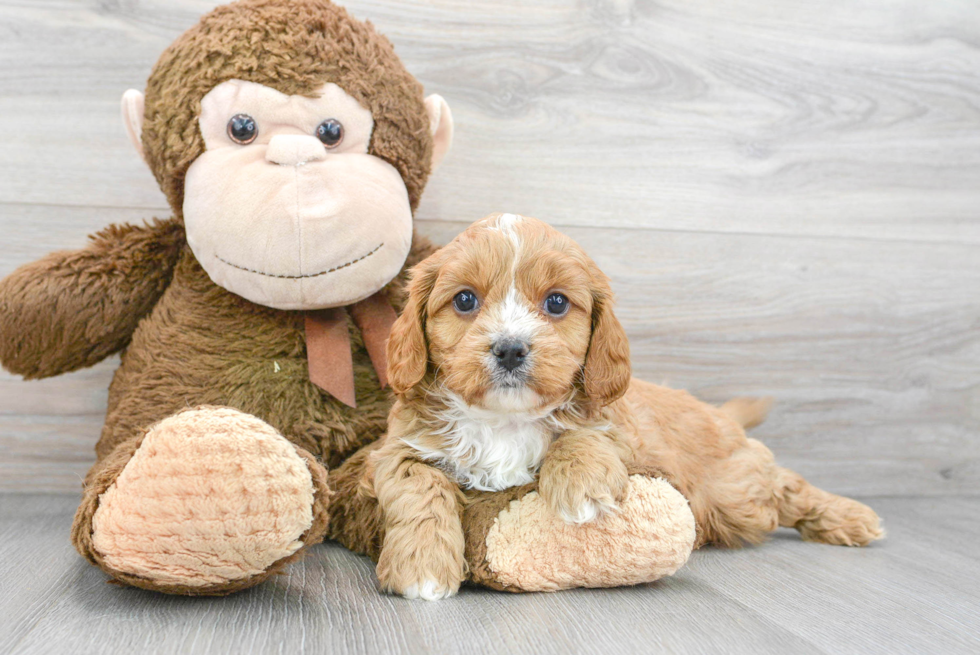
466,473 -> 696,592
83,407 -> 329,595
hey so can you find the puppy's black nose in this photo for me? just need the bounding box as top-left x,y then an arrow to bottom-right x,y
492,338 -> 529,372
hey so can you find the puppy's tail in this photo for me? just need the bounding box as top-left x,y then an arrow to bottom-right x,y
719,397 -> 773,431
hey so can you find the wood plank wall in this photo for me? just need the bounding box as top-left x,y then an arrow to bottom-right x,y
0,0 -> 977,494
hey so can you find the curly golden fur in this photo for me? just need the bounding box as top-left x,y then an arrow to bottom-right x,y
366,213 -> 640,598
368,213 -> 884,598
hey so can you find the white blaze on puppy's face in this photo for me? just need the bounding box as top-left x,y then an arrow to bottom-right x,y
482,215 -> 543,374
182,80 -> 414,310
423,214 -> 596,413
480,288 -> 546,411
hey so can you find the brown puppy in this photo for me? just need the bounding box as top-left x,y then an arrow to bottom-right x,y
369,213 -> 883,600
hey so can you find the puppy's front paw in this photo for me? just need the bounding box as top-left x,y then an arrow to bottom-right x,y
557,495 -> 619,524
401,580 -> 457,601
379,565 -> 462,601
539,457 -> 629,525
376,529 -> 465,601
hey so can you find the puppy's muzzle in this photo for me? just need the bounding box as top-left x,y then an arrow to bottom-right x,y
491,338 -> 529,373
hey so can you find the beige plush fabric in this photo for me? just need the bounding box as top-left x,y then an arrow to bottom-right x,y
183,80 -> 414,311
484,475 -> 696,591
91,407 -> 316,587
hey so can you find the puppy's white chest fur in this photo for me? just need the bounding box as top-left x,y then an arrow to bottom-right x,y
406,396 -> 557,492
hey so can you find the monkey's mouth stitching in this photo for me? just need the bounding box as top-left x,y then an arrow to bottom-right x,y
216,243 -> 384,279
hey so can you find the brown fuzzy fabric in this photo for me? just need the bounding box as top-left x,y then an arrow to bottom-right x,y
58,230 -> 430,593
71,432 -> 150,572
327,440 -> 386,561
462,485 -> 535,592
0,219 -> 184,379
95,234 -> 434,465
326,440 -> 528,589
142,0 -> 432,216
297,447 -> 334,549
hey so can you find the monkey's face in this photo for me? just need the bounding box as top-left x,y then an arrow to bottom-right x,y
182,80 -> 413,310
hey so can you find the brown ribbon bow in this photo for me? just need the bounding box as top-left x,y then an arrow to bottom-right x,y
304,291 -> 397,408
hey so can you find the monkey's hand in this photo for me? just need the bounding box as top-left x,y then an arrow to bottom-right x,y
539,426 -> 633,524
0,218 -> 184,379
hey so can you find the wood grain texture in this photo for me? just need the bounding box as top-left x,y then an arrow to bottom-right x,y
1,494 -> 978,655
1,0 -> 979,242
1,0 -> 979,495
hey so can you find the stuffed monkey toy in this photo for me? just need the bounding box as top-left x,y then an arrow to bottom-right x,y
0,0 -> 695,596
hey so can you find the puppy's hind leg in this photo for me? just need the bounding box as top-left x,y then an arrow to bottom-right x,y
775,467 -> 884,546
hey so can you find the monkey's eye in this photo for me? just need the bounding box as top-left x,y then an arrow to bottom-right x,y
452,290 -> 479,315
316,119 -> 344,148
227,114 -> 257,145
543,292 -> 569,317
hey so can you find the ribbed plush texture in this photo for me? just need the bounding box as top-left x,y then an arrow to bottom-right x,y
91,407 -> 316,588
2,0 -> 516,597
71,409 -> 334,596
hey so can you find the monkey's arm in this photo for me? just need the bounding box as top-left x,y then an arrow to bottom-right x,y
0,218 -> 185,379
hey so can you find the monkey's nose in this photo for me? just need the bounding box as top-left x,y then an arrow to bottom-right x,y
491,338 -> 530,373
265,135 -> 327,166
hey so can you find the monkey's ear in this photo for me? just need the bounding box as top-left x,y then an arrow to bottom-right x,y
121,89 -> 146,163
424,94 -> 453,171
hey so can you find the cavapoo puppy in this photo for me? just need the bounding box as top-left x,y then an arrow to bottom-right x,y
367,213 -> 883,600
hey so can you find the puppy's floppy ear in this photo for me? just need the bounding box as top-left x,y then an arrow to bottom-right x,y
387,253 -> 441,394
583,274 -> 632,408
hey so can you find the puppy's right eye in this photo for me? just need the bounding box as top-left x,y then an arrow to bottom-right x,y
452,290 -> 479,314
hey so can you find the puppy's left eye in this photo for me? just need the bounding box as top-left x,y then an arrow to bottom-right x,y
453,290 -> 479,314
544,292 -> 569,317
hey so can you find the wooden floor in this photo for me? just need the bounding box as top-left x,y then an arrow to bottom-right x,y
1,494 -> 977,655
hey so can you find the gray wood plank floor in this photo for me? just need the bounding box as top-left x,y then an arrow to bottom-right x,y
1,494 -> 977,655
